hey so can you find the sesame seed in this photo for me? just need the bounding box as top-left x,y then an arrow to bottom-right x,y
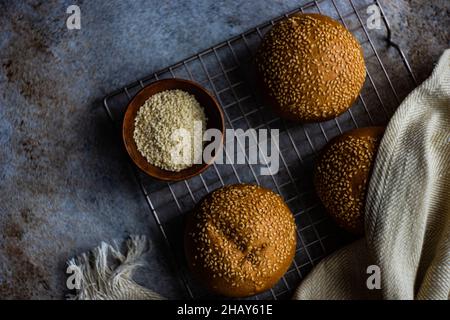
185,184 -> 296,297
255,13 -> 366,121
314,128 -> 383,234
133,89 -> 207,171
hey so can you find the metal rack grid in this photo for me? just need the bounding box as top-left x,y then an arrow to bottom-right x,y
103,0 -> 417,299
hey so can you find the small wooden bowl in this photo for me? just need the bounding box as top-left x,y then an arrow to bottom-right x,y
122,78 -> 225,182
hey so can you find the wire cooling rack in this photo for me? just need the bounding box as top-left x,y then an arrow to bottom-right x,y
103,0 -> 417,299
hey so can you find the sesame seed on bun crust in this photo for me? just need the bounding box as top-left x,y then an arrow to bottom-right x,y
184,184 -> 296,297
314,127 -> 384,234
256,13 -> 366,122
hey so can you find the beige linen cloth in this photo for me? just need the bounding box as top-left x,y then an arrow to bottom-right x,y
67,235 -> 164,300
294,49 -> 450,300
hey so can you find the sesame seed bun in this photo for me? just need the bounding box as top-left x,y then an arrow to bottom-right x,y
184,184 -> 296,297
314,127 -> 384,234
256,13 -> 366,122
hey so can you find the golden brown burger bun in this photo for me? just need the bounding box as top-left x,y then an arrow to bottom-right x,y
256,13 -> 366,122
184,184 -> 296,297
314,127 -> 384,234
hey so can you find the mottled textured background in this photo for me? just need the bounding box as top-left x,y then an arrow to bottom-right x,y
0,0 -> 448,299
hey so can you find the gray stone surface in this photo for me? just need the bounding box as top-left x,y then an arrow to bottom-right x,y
382,0 -> 449,83
0,0 -> 448,299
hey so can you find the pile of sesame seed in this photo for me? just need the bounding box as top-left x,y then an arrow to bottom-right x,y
315,134 -> 381,234
256,13 -> 366,121
133,89 -> 206,172
185,184 -> 296,297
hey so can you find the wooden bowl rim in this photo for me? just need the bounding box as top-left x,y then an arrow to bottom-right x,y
122,78 -> 225,182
